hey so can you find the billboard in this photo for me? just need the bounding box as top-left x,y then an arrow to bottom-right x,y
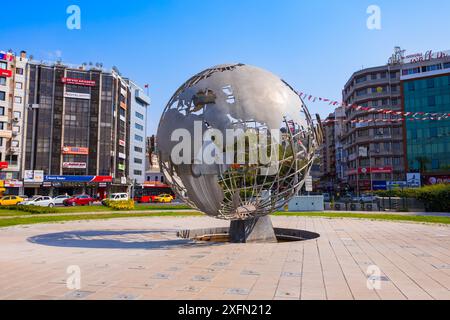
406,173 -> 421,188
62,147 -> 89,155
24,170 -> 44,183
0,69 -> 12,77
62,77 -> 96,87
63,162 -> 87,169
64,92 -> 91,100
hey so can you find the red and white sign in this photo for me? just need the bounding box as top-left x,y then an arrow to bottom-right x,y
119,140 -> 126,147
62,77 -> 96,87
0,162 -> 8,169
62,146 -> 89,155
404,50 -> 450,64
358,167 -> 393,174
63,162 -> 87,169
4,180 -> 23,188
0,69 -> 12,77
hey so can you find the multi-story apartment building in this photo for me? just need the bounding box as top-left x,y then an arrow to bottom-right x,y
320,113 -> 336,191
126,80 -> 150,186
0,50 -> 28,194
321,48 -> 450,192
341,53 -> 404,193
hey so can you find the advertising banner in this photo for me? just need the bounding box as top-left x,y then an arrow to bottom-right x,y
406,173 -> 421,188
0,69 -> 12,77
62,147 -> 89,155
64,92 -> 91,100
44,176 -> 113,183
62,77 -> 96,87
63,162 -> 87,169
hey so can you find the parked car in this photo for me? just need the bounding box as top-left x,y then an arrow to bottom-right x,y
63,195 -> 95,207
52,195 -> 71,206
360,194 -> 376,203
153,194 -> 174,203
101,193 -> 129,206
20,196 -> 55,207
0,195 -> 25,206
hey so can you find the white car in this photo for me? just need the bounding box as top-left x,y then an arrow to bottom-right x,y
20,196 -> 55,207
52,195 -> 71,206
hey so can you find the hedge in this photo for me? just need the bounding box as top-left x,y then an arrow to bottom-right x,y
103,200 -> 135,211
375,184 -> 450,212
0,205 -> 58,214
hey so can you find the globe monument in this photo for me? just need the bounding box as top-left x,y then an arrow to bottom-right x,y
158,64 -> 322,243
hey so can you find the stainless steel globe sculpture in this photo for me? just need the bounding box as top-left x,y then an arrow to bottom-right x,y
158,64 -> 323,221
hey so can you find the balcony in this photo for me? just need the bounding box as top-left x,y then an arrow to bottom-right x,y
0,130 -> 12,139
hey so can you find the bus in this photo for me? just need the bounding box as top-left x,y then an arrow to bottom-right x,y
134,182 -> 175,203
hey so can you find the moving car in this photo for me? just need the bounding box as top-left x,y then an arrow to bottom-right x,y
20,196 -> 55,207
52,195 -> 71,206
101,193 -> 129,206
63,195 -> 95,207
0,195 -> 25,206
153,194 -> 174,203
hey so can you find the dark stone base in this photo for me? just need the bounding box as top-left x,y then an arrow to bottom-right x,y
229,216 -> 277,243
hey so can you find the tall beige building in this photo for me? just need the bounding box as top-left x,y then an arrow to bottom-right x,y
0,50 -> 28,190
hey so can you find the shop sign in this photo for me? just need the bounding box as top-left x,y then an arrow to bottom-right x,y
118,164 -> 126,171
372,181 -> 387,191
24,170 -> 44,183
425,175 -> 450,185
358,167 -> 393,174
406,173 -> 421,188
119,140 -> 126,147
44,176 -> 113,183
0,162 -> 8,169
62,77 -> 96,87
65,92 -> 91,100
118,153 -> 126,160
0,69 -> 12,77
4,180 -> 23,188
63,162 -> 87,169
62,147 -> 89,155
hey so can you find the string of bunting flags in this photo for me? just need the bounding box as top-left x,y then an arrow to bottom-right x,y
296,90 -> 450,123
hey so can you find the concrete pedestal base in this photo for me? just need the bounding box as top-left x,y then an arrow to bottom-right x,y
229,216 -> 277,243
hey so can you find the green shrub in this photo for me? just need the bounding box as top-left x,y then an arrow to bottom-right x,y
0,205 -> 58,214
104,200 -> 135,211
375,184 -> 450,212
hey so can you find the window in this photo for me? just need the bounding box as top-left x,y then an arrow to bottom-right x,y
430,128 -> 438,137
135,112 -> 144,120
11,140 -> 19,148
13,111 -> 21,119
0,122 -> 4,130
392,98 -> 398,105
407,82 -> 415,91
0,77 -> 6,86
390,72 -> 397,79
0,91 -> 5,101
134,158 -> 143,164
0,62 -> 6,69
0,107 -> 3,116
12,126 -> 20,133
355,76 -> 367,84
15,82 -> 23,89
427,79 -> 435,88
380,72 -> 387,79
14,96 -> 22,104
135,134 -> 143,142
432,159 -> 439,170
16,68 -> 24,75
133,170 -> 143,176
135,123 -> 144,131
134,146 -> 143,153
444,62 -> 450,69
428,96 -> 436,107
371,74 -> 377,80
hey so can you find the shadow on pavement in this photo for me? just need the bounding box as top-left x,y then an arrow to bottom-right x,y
27,229 -> 223,250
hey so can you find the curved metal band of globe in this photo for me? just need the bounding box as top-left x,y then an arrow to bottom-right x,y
158,63 -> 323,222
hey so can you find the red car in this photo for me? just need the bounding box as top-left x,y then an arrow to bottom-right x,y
63,195 -> 95,206
134,194 -> 159,203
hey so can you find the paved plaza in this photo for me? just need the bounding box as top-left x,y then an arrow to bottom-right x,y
0,216 -> 449,300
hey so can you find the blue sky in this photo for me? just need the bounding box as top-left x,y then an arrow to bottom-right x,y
1,0 -> 449,134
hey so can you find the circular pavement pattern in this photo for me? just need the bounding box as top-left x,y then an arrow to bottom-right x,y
0,216 -> 449,300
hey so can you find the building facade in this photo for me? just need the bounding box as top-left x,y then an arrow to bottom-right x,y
0,50 -> 28,194
341,62 -> 403,192
401,53 -> 450,185
126,80 -> 150,186
321,48 -> 450,192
